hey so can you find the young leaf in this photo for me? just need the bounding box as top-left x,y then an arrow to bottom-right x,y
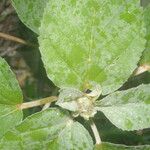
11,0 -> 48,34
96,84 -> 150,131
56,84 -> 101,120
56,88 -> 84,112
39,0 -> 145,94
0,108 -> 93,150
0,57 -> 23,138
95,142 -> 150,150
57,88 -> 97,120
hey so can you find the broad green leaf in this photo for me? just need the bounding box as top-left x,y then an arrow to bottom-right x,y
95,142 -> 150,150
96,84 -> 150,131
0,108 -> 93,150
0,57 -> 23,138
11,0 -> 48,34
39,0 -> 145,94
139,4 -> 150,69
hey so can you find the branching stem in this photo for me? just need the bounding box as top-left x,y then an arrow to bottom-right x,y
17,96 -> 57,110
90,119 -> 101,145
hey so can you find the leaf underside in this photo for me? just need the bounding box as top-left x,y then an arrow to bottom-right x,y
0,108 -> 93,150
96,84 -> 150,131
39,0 -> 145,94
0,57 -> 23,138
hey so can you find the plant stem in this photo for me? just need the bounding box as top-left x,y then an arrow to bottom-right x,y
0,32 -> 36,47
90,119 -> 101,145
17,96 -> 57,110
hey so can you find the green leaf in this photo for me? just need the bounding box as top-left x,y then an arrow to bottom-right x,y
96,84 -> 150,131
0,57 -> 23,138
95,142 -> 150,150
39,0 -> 145,94
0,108 -> 93,150
140,4 -> 150,67
11,0 -> 48,34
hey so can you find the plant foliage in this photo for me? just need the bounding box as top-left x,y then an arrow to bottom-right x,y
0,0 -> 149,149
0,57 -> 23,138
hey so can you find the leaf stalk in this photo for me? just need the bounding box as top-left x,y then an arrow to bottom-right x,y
90,119 -> 102,145
17,96 -> 57,110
